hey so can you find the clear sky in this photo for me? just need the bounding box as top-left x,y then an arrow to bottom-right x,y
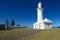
0,0 -> 60,27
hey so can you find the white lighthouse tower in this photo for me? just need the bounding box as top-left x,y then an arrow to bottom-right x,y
37,2 -> 43,23
33,2 -> 52,29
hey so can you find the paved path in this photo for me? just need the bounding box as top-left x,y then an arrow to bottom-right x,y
0,29 -> 40,40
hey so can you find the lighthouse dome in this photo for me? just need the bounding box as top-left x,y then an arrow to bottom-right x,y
38,2 -> 42,8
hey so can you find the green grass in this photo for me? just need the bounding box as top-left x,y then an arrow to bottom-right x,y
0,28 -> 32,38
19,28 -> 60,40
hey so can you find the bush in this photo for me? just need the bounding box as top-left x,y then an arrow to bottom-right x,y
0,24 -> 5,30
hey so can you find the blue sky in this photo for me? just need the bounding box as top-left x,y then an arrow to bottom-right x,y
0,0 -> 60,27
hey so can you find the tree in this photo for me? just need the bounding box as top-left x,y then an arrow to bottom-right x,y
5,19 -> 9,29
11,19 -> 15,28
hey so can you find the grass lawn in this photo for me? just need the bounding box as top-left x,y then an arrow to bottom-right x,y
19,28 -> 60,40
0,28 -> 32,38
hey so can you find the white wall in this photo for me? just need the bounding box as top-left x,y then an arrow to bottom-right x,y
44,23 -> 52,29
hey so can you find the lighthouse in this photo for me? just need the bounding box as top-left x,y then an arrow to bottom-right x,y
33,2 -> 52,29
37,2 -> 43,22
